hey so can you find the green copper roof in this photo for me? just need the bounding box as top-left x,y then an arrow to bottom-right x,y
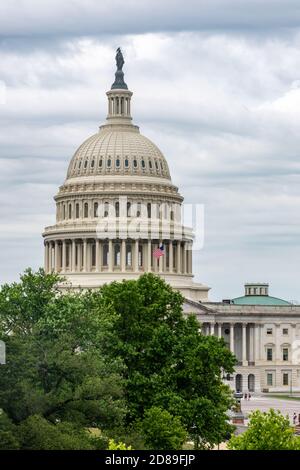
231,295 -> 291,306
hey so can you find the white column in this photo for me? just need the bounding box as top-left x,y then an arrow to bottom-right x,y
54,241 -> 59,272
78,242 -> 82,272
188,244 -> 192,274
252,323 -> 257,362
62,240 -> 66,272
71,240 -> 76,272
230,323 -> 234,353
147,240 -> 152,272
134,240 -> 139,272
47,243 -> 51,272
182,242 -> 186,274
210,323 -> 215,336
121,240 -> 126,272
83,239 -> 87,272
242,323 -> 247,365
176,242 -> 181,274
44,242 -> 48,273
108,240 -> 113,271
169,242 -> 173,273
260,324 -> 264,362
218,323 -> 222,338
95,239 -> 100,272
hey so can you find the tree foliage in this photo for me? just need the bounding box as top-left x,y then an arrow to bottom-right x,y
228,409 -> 300,450
141,406 -> 187,450
0,268 -> 126,449
0,269 -> 235,450
100,273 -> 236,448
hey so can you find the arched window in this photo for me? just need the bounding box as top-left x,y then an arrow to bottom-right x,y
141,160 -> 145,168
76,203 -> 80,219
147,203 -> 151,219
84,160 -> 88,169
63,205 -> 66,219
170,210 -> 174,221
94,202 -> 98,218
116,158 -> 120,168
133,159 -> 138,168
91,160 -> 95,168
149,160 -> 152,169
78,161 -> 82,169
99,159 -> 103,168
84,203 -> 88,218
155,161 -> 159,170
104,202 -> 109,217
115,201 -> 120,218
137,202 -> 141,218
127,202 -> 131,217
107,158 -> 111,168
125,158 -> 129,168
68,204 -> 72,219
114,243 -> 121,266
126,243 -> 132,266
102,243 -> 109,266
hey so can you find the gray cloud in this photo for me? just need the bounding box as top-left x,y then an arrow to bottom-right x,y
1,1 -> 300,36
1,6 -> 300,301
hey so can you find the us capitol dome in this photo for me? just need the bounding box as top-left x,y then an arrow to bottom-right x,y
43,48 -> 209,301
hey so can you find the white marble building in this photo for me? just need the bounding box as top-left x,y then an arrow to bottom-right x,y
43,51 -> 300,394
42,49 -> 209,302
184,283 -> 300,393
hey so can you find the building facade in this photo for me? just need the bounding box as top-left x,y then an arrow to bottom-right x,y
43,51 -> 300,394
42,50 -> 209,302
184,283 -> 300,393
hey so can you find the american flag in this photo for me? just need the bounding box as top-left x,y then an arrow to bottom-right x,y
153,244 -> 164,259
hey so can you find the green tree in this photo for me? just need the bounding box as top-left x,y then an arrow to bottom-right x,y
228,409 -> 300,450
0,411 -> 20,449
100,273 -> 236,449
141,406 -> 187,450
16,415 -> 102,450
0,269 -> 126,448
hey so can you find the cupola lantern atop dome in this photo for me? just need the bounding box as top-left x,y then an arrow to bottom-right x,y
106,48 -> 133,125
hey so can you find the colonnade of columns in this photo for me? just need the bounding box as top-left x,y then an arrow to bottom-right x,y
44,238 -> 193,275
203,322 -> 259,365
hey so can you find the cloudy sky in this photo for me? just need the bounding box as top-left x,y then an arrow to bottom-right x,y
1,0 -> 300,301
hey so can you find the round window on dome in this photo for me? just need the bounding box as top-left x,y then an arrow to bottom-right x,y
125,159 -> 129,168
107,159 -> 111,168
116,158 -> 120,168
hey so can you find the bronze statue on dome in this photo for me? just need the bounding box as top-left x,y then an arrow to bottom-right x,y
111,47 -> 128,90
116,47 -> 125,71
